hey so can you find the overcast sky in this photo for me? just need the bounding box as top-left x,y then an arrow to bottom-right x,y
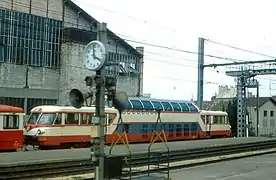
73,0 -> 276,101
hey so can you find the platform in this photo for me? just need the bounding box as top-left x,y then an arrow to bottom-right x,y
169,152 -> 276,180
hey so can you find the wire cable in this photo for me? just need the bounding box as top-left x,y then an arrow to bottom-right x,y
205,38 -> 276,59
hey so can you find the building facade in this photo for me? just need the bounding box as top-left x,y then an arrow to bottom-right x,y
0,0 -> 143,113
247,97 -> 276,136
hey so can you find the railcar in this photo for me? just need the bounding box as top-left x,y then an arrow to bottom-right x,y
23,97 -> 231,149
0,105 -> 25,152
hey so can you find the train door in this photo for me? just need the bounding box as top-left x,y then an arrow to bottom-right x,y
205,115 -> 211,137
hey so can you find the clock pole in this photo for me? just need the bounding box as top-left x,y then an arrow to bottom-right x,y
95,22 -> 108,180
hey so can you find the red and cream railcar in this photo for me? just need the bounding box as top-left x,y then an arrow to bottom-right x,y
0,105 -> 24,152
24,98 -> 231,149
200,110 -> 231,138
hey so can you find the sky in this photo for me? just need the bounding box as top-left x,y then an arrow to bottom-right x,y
73,0 -> 276,101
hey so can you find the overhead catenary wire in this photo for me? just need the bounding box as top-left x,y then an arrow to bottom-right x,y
70,0 -> 276,61
1,0 -> 276,91
205,38 -> 276,59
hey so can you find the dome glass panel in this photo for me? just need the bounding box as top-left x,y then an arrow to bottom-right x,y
129,100 -> 143,110
161,102 -> 172,111
179,103 -> 190,112
140,100 -> 154,110
187,103 -> 198,112
170,102 -> 182,112
151,101 -> 164,111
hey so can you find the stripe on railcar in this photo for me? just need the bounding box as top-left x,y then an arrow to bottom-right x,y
114,122 -> 201,134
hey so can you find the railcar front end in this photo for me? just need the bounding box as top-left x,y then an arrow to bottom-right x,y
0,105 -> 24,152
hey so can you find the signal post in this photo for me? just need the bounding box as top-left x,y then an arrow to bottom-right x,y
69,22 -> 128,180
69,22 -> 107,180
94,22 -> 107,180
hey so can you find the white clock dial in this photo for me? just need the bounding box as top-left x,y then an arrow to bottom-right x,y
83,40 -> 106,71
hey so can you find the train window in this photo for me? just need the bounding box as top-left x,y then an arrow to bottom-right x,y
179,103 -> 189,112
187,103 -> 198,112
225,116 -> 229,124
27,113 -> 40,124
213,116 -> 219,124
130,100 -> 144,110
141,100 -> 154,110
176,124 -> 182,137
201,115 -> 206,124
151,101 -> 163,111
206,115 -> 211,124
37,113 -> 56,125
106,113 -> 115,125
220,116 -> 225,124
81,113 -> 92,124
161,102 -> 172,111
183,124 -> 189,136
170,102 -> 181,112
65,113 -> 79,124
54,113 -> 62,124
3,115 -> 19,129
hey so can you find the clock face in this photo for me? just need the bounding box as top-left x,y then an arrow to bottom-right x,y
83,41 -> 106,71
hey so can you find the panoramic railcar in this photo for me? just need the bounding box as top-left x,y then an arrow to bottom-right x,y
0,105 -> 25,152
23,97 -> 231,149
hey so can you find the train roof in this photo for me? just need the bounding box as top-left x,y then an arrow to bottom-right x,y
200,110 -> 228,115
122,97 -> 199,112
30,105 -> 117,113
0,105 -> 24,113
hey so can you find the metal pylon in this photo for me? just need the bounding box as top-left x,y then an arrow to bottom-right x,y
236,76 -> 247,137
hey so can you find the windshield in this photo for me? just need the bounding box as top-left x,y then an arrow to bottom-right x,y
37,113 -> 57,125
27,113 -> 40,124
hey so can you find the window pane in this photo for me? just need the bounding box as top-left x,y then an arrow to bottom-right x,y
170,102 -> 181,112
151,101 -> 163,111
179,103 -> 189,112
3,115 -> 19,129
130,100 -> 143,110
27,113 -> 40,124
37,113 -> 57,125
161,102 -> 172,111
187,103 -> 198,112
141,100 -> 153,110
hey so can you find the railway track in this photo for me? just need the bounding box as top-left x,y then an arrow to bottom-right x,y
1,139 -> 276,180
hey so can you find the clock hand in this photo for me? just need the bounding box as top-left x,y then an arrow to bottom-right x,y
94,56 -> 101,61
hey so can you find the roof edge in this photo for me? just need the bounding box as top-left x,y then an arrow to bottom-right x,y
64,0 -> 143,57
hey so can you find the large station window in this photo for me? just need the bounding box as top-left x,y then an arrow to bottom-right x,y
141,100 -> 154,110
170,102 -> 182,112
130,100 -> 144,110
179,103 -> 190,112
161,102 -> 172,111
151,101 -> 164,111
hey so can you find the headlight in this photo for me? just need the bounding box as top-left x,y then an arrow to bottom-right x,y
37,129 -> 41,135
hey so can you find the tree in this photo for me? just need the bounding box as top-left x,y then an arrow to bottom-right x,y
227,98 -> 237,137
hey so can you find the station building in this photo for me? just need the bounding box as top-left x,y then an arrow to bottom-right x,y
0,0 -> 144,113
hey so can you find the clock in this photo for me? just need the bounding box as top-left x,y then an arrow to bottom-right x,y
83,40 -> 107,71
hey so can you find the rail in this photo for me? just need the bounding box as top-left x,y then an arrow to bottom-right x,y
1,138 -> 276,179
